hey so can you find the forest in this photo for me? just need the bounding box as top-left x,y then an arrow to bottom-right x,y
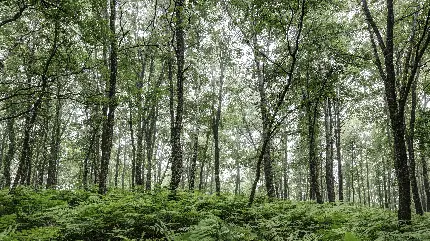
1,0 -> 430,240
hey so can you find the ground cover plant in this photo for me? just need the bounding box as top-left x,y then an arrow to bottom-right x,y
1,188 -> 430,241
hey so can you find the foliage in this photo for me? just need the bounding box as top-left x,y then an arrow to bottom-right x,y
1,188 -> 429,240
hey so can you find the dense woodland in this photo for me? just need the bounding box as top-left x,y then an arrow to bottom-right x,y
1,0 -> 430,240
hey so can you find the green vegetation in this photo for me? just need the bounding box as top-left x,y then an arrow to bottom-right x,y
2,0 -> 430,239
1,188 -> 429,241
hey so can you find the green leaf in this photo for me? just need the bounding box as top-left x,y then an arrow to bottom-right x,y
344,232 -> 360,241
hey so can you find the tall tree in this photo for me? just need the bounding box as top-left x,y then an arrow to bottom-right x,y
212,49 -> 225,196
361,0 -> 430,223
98,0 -> 118,195
169,0 -> 186,197
47,82 -> 62,189
406,82 -> 423,215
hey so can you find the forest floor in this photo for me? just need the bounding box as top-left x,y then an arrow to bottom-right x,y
0,188 -> 429,241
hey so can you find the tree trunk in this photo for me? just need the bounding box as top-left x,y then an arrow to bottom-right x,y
366,155 -> 371,206
351,142 -> 355,203
199,130 -> 210,191
325,98 -> 335,202
114,140 -> 122,188
47,83 -> 62,189
135,105 -> 144,186
212,54 -> 224,196
406,82 -> 423,215
235,158 -> 241,195
308,98 -> 322,204
334,98 -> 343,201
145,60 -> 161,191
128,101 -> 136,188
420,145 -> 430,212
122,146 -> 126,189
169,0 -> 186,197
36,117 -> 49,188
98,0 -> 118,195
283,133 -> 289,199
383,157 -> 389,208
2,117 -> 15,188
189,132 -> 198,190
136,52 -> 149,188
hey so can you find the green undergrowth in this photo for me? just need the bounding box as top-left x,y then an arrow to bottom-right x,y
1,188 -> 429,240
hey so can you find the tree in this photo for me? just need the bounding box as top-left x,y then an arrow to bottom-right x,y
169,0 -> 186,197
361,0 -> 430,223
99,0 -> 118,195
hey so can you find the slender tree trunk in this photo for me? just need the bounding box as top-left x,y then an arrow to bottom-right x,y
83,115 -> 98,190
47,83 -> 62,189
145,60 -> 161,191
366,155 -> 371,206
169,0 -> 186,197
128,101 -> 136,188
212,55 -> 224,196
420,146 -> 430,212
325,98 -> 335,202
351,142 -> 355,203
283,133 -> 289,199
36,117 -> 49,188
122,146 -> 126,189
135,108 -> 144,186
92,112 -> 101,185
136,53 -> 149,187
235,158 -> 241,195
98,0 -> 118,195
358,149 -> 363,204
0,131 -> 5,184
406,82 -> 423,215
308,99 -> 322,204
145,107 -> 157,191
334,98 -> 343,201
2,117 -> 15,188
377,168 -> 383,208
114,140 -> 122,188
189,132 -> 198,190
199,130 -> 210,191
383,158 -> 389,208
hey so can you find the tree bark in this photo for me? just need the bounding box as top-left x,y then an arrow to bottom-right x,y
420,143 -> 430,212
169,0 -> 186,197
334,98 -> 343,201
283,133 -> 289,199
2,117 -> 15,188
98,0 -> 118,195
114,140 -> 122,188
188,132 -> 198,190
128,101 -> 136,188
406,82 -> 423,215
199,130 -> 210,191
145,59 -> 161,191
47,83 -> 62,189
325,97 -> 335,202
212,52 -> 224,196
307,96 -> 322,204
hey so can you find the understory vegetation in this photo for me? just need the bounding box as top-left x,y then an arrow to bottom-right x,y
1,188 -> 429,241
